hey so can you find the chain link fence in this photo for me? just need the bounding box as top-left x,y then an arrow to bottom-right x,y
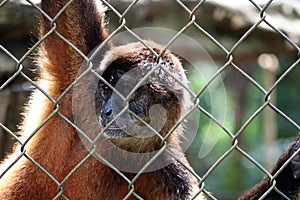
0,0 -> 300,199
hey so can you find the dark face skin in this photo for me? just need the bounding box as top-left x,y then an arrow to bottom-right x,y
95,61 -> 181,144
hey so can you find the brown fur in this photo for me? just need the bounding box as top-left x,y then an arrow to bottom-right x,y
0,0 -> 203,199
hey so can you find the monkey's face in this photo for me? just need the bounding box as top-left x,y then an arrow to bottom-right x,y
95,42 -> 189,152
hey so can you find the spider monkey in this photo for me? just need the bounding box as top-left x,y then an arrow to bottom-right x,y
1,0 -> 299,199
0,0 -> 203,199
239,134 -> 300,200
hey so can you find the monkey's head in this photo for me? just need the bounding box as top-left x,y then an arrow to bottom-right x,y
95,41 -> 191,152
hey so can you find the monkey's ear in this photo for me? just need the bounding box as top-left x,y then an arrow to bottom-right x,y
290,140 -> 300,179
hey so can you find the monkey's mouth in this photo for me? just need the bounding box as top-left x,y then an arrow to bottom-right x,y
100,117 -> 129,138
103,125 -> 132,138
100,116 -> 155,139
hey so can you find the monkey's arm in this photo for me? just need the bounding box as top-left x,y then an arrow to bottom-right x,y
39,0 -> 108,90
239,134 -> 300,200
0,0 -> 109,199
290,140 -> 300,179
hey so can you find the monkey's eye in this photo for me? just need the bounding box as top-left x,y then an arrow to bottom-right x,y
99,84 -> 111,97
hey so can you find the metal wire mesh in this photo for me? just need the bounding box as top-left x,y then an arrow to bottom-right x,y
0,0 -> 300,199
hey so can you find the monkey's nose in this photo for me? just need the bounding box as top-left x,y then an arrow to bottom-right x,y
100,99 -> 113,125
101,108 -> 112,118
